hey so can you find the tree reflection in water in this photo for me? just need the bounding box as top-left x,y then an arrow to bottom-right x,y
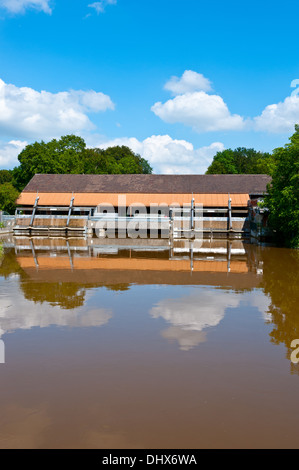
21,282 -> 87,310
261,247 -> 299,374
0,249 -> 130,309
0,249 -> 87,309
1,244 -> 299,372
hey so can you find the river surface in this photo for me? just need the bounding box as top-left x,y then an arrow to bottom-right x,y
0,236 -> 298,449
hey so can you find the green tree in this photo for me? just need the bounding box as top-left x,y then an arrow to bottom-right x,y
12,137 -> 153,190
265,125 -> 299,248
0,170 -> 13,185
13,135 -> 86,190
82,145 -> 153,174
0,182 -> 20,214
94,146 -> 152,174
139,156 -> 153,174
206,147 -> 274,175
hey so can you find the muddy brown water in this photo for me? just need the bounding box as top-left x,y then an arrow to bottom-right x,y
0,238 -> 298,449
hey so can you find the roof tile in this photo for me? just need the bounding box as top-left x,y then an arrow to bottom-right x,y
23,174 -> 271,194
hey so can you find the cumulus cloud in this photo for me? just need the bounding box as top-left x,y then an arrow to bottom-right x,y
164,70 -> 212,95
154,71 -> 299,134
152,91 -> 245,133
253,95 -> 299,133
151,289 -> 239,332
0,0 -> 52,14
150,288 -> 272,351
88,0 -> 116,14
0,282 -> 113,338
161,327 -> 207,351
150,289 -> 240,350
0,139 -> 27,168
91,134 -> 225,174
0,78 -> 114,140
152,71 -> 245,133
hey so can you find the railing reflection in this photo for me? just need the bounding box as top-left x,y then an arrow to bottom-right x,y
11,236 -> 251,275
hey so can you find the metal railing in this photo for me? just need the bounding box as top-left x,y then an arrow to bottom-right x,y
0,212 -> 16,230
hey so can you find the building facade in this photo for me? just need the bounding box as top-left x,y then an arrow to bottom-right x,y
15,174 -> 271,238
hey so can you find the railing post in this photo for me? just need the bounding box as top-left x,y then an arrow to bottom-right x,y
30,195 -> 39,226
66,197 -> 75,228
228,194 -> 232,231
190,196 -> 195,231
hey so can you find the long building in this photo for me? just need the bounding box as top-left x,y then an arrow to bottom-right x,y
15,173 -> 271,237
17,173 -> 270,210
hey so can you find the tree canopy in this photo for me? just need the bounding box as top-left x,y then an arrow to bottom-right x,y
0,170 -> 13,185
264,125 -> 299,248
12,135 -> 152,191
0,182 -> 19,214
206,147 -> 275,175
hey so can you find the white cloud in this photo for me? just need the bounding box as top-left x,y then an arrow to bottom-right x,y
150,288 -> 272,351
152,91 -> 245,133
150,289 -> 240,350
0,281 -> 113,338
161,327 -> 207,351
91,134 -> 225,174
88,0 -> 116,14
151,289 -> 239,332
0,140 -> 27,168
164,70 -> 212,95
253,95 -> 299,133
0,78 -> 114,141
157,71 -> 299,135
242,290 -> 272,322
0,0 -> 52,14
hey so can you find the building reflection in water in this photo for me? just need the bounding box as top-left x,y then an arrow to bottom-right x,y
0,236 -> 298,372
0,235 -> 299,449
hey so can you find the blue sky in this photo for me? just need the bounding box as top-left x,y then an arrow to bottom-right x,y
0,0 -> 298,173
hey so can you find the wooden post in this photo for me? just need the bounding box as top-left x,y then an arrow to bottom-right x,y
66,196 -> 75,228
30,239 -> 39,269
66,240 -> 74,270
30,194 -> 39,227
228,194 -> 232,231
190,240 -> 194,272
227,240 -> 231,272
190,196 -> 195,231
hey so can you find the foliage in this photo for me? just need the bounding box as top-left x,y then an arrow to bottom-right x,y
82,145 -> 152,175
0,248 -> 27,278
261,247 -> 299,374
206,147 -> 274,175
0,169 -> 13,185
12,135 -> 152,191
0,182 -> 19,214
264,125 -> 299,248
13,135 -> 87,190
20,281 -> 87,310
